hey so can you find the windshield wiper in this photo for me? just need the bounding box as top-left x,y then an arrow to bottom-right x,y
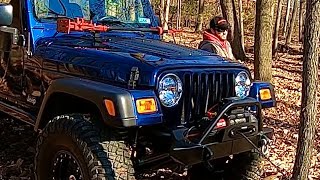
45,14 -> 68,19
97,17 -> 126,25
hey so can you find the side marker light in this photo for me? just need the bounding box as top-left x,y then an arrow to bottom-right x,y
104,99 -> 116,116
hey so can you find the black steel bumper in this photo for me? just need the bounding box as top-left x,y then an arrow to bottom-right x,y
169,97 -> 274,166
170,127 -> 273,166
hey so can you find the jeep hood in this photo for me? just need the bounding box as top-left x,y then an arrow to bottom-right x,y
37,34 -> 247,87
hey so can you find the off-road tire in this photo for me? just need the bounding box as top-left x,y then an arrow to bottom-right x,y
34,114 -> 135,180
225,151 -> 262,180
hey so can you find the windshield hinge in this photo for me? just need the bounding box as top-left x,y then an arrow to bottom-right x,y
27,32 -> 32,56
128,67 -> 139,89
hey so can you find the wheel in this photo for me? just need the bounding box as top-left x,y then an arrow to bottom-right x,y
224,151 -> 263,180
34,114 -> 135,180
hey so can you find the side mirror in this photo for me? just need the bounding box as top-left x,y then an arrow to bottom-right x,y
0,4 -> 24,46
0,3 -> 13,26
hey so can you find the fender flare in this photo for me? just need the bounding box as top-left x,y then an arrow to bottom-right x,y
34,78 -> 136,130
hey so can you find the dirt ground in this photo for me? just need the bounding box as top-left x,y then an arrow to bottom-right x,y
0,31 -> 319,180
0,118 -> 35,179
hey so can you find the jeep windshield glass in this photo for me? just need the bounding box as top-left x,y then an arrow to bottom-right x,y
33,0 -> 154,28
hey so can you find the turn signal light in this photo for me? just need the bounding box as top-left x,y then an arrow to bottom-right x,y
104,99 -> 116,116
136,98 -> 157,114
259,89 -> 272,100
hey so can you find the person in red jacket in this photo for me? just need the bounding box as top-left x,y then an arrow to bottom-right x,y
199,16 -> 236,61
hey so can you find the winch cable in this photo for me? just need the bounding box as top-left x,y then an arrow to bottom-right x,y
237,131 -> 290,179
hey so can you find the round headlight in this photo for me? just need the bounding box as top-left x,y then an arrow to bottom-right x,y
235,71 -> 252,99
158,73 -> 183,107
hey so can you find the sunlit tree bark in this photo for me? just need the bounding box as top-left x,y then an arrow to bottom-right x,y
195,0 -> 205,32
285,0 -> 298,45
283,0 -> 291,37
163,0 -> 171,30
272,0 -> 283,55
292,0 -> 320,178
220,0 -> 246,60
254,0 -> 274,82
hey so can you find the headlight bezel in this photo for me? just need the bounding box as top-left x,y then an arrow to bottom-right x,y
158,73 -> 183,107
235,71 -> 252,99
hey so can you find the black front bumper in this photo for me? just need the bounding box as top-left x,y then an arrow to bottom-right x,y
170,127 -> 273,166
169,97 -> 274,166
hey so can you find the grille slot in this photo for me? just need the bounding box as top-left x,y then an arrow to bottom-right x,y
182,72 -> 235,124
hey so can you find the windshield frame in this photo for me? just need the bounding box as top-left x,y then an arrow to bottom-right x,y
32,0 -> 159,28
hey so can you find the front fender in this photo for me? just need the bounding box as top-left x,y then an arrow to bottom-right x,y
249,81 -> 276,109
35,78 -> 162,130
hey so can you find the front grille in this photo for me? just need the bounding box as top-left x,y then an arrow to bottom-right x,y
180,72 -> 235,124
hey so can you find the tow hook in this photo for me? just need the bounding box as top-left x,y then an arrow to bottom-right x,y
259,135 -> 271,155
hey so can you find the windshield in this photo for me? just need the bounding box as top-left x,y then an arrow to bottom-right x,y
34,0 -> 154,28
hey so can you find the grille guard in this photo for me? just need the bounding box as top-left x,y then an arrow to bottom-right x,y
170,97 -> 273,166
198,97 -> 262,144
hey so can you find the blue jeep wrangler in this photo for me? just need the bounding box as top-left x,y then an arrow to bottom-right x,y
0,0 -> 275,179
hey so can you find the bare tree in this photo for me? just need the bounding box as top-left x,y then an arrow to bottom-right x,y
195,0 -> 205,32
292,0 -> 320,178
220,0 -> 234,40
285,0 -> 299,45
254,0 -> 274,82
283,0 -> 292,37
176,0 -> 182,29
238,0 -> 244,51
160,0 -> 165,26
272,0 -> 283,55
163,0 -> 171,30
299,0 -> 306,42
220,0 -> 246,60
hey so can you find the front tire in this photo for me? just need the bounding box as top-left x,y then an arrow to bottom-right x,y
34,114 -> 135,180
225,151 -> 263,180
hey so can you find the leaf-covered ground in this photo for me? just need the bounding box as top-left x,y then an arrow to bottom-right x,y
0,31 -> 319,179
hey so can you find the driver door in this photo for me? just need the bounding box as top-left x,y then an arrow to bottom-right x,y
0,0 -> 40,109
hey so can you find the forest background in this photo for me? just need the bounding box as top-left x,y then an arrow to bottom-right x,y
0,0 -> 319,179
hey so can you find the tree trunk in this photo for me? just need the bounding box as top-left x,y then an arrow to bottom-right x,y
163,0 -> 171,30
254,0 -> 274,82
231,0 -> 246,60
272,0 -> 283,55
160,0 -> 165,26
238,0 -> 245,51
195,0 -> 205,32
176,0 -> 181,29
299,0 -> 306,42
220,0 -> 246,60
220,0 -> 234,41
291,0 -> 320,179
283,0 -> 292,37
285,0 -> 299,45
